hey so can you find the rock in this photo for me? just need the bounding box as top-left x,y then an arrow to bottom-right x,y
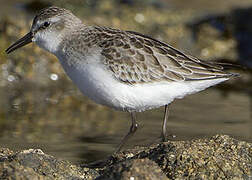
98,158 -> 168,180
0,135 -> 251,179
106,135 -> 252,179
0,148 -> 99,179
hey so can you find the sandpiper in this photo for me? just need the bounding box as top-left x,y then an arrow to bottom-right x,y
6,6 -> 238,151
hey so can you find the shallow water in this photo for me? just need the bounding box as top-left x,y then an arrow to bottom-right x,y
0,0 -> 251,164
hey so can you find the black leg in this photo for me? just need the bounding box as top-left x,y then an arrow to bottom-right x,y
116,112 -> 138,152
161,105 -> 169,142
81,112 -> 138,168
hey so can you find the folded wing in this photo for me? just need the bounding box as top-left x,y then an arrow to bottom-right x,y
95,26 -> 236,84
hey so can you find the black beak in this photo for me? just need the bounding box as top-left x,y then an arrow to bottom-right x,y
5,32 -> 33,54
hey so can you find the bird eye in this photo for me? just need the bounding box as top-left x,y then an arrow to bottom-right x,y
43,21 -> 50,28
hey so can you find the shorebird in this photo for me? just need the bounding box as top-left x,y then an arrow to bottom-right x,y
6,6 -> 238,152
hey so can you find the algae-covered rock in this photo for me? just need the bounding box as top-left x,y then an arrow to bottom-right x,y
100,135 -> 252,179
0,148 -> 99,179
0,135 -> 251,179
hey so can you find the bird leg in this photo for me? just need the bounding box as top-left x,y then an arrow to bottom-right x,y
161,105 -> 169,142
81,112 -> 138,168
116,112 -> 138,152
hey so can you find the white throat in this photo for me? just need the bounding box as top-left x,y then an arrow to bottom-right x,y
34,30 -> 62,54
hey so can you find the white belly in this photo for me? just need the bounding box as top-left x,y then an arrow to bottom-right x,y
57,55 -> 228,112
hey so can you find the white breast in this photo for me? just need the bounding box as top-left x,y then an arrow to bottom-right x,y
57,54 -> 229,112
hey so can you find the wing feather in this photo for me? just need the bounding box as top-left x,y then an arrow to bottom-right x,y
93,26 -> 236,84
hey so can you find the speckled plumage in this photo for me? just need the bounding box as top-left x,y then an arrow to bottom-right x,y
60,25 -> 235,85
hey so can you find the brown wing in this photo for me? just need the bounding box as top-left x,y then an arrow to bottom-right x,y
94,26 -> 235,84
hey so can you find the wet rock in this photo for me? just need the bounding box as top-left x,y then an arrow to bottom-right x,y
0,135 -> 251,179
0,148 -> 99,179
98,158 -> 168,180
101,135 -> 252,179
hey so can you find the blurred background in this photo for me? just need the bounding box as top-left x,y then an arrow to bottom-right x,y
0,0 -> 251,164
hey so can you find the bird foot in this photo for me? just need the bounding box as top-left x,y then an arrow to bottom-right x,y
160,133 -> 176,142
